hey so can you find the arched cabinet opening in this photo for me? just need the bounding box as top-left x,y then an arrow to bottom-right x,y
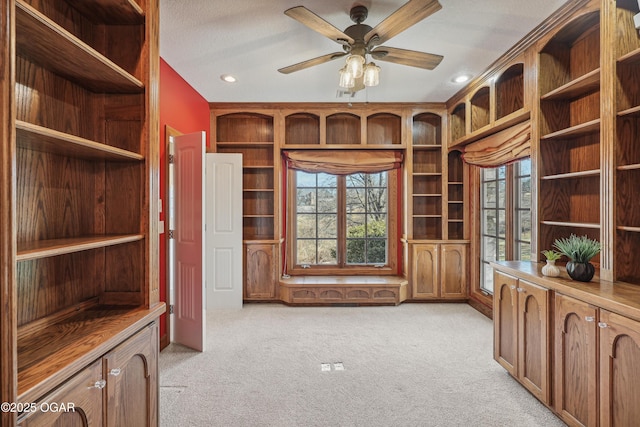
495,63 -> 524,120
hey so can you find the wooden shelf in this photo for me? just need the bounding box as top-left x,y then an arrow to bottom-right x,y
17,304 -> 165,404
541,169 -> 600,180
243,165 -> 274,169
617,163 -> 640,171
243,215 -> 275,218
413,193 -> 442,197
448,181 -> 463,185
617,226 -> 640,233
413,215 -> 443,218
617,105 -> 640,117
541,220 -> 600,229
244,188 -> 275,192
15,0 -> 143,93
448,219 -> 464,223
412,145 -> 442,150
16,121 -> 143,161
540,118 -> 600,141
68,0 -> 144,24
618,47 -> 640,65
540,68 -> 600,101
217,141 -> 274,147
17,234 -> 144,261
448,201 -> 464,204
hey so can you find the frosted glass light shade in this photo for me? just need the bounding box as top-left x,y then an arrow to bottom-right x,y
346,55 -> 365,78
363,62 -> 380,87
339,67 -> 355,88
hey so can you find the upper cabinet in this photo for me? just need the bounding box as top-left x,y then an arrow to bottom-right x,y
448,58 -> 529,149
281,107 -> 404,147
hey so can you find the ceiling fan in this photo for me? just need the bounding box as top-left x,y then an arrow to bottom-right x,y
278,0 -> 444,92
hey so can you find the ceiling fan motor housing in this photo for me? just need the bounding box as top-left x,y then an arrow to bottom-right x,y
350,5 -> 368,23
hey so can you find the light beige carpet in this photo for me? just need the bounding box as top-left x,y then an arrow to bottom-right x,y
159,303 -> 564,426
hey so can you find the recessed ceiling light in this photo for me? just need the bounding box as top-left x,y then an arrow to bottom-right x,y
220,74 -> 237,83
452,74 -> 471,84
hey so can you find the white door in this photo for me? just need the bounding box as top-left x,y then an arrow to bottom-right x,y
170,131 -> 206,351
205,153 -> 243,309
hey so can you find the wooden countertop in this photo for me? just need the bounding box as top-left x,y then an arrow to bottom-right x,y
491,261 -> 640,322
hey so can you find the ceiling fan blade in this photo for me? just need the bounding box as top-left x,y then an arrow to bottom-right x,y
278,52 -> 347,74
371,46 -> 443,70
365,0 -> 442,46
285,6 -> 355,45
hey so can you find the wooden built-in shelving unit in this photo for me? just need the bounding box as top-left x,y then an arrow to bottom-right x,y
2,0 -> 162,424
537,9 -> 601,264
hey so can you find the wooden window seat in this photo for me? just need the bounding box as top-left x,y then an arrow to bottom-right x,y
279,276 -> 408,305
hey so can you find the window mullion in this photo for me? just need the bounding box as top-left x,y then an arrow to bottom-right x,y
337,175 -> 347,267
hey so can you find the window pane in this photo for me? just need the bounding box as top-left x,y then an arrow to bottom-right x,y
519,158 -> 531,176
367,188 -> 387,213
498,180 -> 506,208
317,173 -> 337,187
297,189 -> 315,212
347,214 -> 366,235
519,178 -> 531,208
317,188 -> 337,213
484,168 -> 496,180
367,214 -> 387,238
498,166 -> 506,179
297,171 -> 317,187
296,214 -> 316,238
318,214 -> 337,238
346,188 -> 366,213
483,209 -> 496,235
484,181 -> 496,208
483,237 -> 497,261
482,263 -> 494,292
346,239 -> 365,264
519,242 -> 531,261
297,240 -> 316,264
498,210 -> 506,237
318,239 -> 337,264
518,211 -> 531,240
498,238 -> 506,259
367,239 -> 387,264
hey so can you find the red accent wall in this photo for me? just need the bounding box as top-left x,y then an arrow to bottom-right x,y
159,58 -> 210,343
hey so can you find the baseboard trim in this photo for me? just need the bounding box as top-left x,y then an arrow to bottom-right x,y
468,297 -> 493,319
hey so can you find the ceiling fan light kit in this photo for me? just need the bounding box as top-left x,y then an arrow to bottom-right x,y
279,0 -> 444,93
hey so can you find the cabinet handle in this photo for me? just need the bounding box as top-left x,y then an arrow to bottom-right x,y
598,322 -> 608,329
516,287 -> 525,293
585,316 -> 595,322
109,368 -> 122,376
510,285 -> 516,290
90,379 -> 107,389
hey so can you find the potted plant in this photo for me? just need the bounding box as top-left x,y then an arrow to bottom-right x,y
540,249 -> 561,277
553,234 -> 601,282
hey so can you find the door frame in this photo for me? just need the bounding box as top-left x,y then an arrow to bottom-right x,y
162,125 -> 182,350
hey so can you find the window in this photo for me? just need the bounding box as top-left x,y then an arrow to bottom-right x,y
480,158 -> 531,292
293,171 -> 390,270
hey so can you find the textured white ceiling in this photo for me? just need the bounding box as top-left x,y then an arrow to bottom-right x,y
159,0 -> 568,103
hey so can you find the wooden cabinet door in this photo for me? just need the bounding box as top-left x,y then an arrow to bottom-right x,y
517,279 -> 550,404
493,270 -> 518,376
412,244 -> 439,298
245,243 -> 277,299
103,323 -> 158,427
599,310 -> 640,427
19,359 -> 104,427
440,243 -> 467,298
554,294 -> 598,427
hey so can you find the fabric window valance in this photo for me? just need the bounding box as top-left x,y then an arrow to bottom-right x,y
283,150 -> 403,175
461,120 -> 530,167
